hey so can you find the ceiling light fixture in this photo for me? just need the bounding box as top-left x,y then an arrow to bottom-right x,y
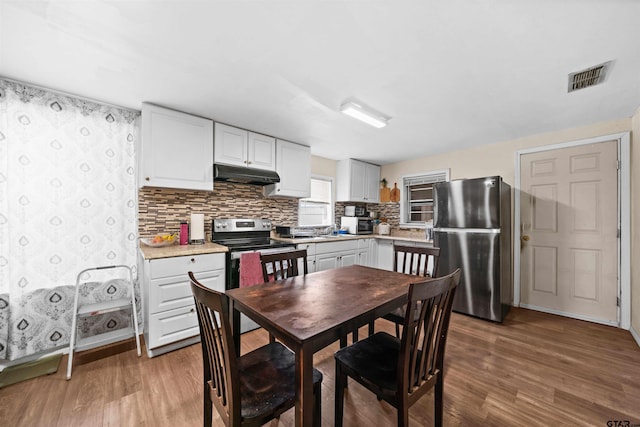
340,99 -> 389,128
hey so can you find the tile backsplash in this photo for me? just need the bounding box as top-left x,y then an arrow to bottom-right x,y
139,184 -> 407,239
335,202 -> 400,227
138,182 -> 299,238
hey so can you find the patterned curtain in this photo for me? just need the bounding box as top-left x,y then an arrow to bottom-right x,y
0,79 -> 139,360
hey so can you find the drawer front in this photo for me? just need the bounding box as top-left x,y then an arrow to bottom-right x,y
314,240 -> 358,255
296,243 -> 316,256
150,253 -> 225,279
358,238 -> 371,249
149,270 -> 224,314
147,305 -> 200,349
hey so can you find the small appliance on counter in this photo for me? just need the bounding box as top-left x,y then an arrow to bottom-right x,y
275,226 -> 314,238
341,216 -> 374,235
344,205 -> 365,217
378,222 -> 390,235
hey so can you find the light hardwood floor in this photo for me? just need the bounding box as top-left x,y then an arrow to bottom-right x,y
1,308 -> 639,426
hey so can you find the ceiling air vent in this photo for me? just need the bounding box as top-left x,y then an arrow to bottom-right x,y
568,61 -> 612,93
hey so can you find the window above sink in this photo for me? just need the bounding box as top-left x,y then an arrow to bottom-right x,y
299,176 -> 334,227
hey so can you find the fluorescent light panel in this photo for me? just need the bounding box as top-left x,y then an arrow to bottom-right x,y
340,100 -> 388,128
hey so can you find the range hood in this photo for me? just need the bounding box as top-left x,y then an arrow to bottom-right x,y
214,164 -> 280,186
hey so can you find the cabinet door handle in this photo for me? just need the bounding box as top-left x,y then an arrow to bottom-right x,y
190,308 -> 195,313
247,160 -> 252,165
145,177 -> 150,181
190,258 -> 195,263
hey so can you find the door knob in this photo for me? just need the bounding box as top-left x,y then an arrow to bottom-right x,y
522,235 -> 530,242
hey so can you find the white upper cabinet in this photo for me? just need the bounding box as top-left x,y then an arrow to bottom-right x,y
140,103 -> 214,191
214,123 -> 276,171
264,140 -> 311,198
336,159 -> 381,203
248,132 -> 277,171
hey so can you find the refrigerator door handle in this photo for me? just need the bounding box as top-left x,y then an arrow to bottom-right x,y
434,228 -> 501,234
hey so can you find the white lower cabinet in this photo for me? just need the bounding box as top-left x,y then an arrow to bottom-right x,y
140,252 -> 225,357
313,240 -> 358,272
298,239 -> 374,272
376,239 -> 395,271
316,251 -> 356,270
296,242 -> 317,273
147,305 -> 199,350
374,238 -> 435,271
356,238 -> 372,267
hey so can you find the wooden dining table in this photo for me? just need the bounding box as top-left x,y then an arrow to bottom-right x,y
226,264 -> 419,427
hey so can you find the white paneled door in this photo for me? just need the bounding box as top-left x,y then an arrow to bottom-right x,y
519,140 -> 618,324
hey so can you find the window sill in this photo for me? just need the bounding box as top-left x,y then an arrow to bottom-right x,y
399,223 -> 426,229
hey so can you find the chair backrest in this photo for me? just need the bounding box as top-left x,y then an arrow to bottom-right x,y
398,268 -> 460,400
393,245 -> 441,278
189,272 -> 240,425
260,249 -> 308,281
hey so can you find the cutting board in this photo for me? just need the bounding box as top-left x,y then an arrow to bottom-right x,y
390,182 -> 400,202
380,186 -> 390,202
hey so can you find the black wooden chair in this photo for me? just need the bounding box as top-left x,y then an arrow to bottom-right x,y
259,249 -> 308,343
189,271 -> 323,427
334,268 -> 460,427
260,248 -> 308,281
369,245 -> 441,338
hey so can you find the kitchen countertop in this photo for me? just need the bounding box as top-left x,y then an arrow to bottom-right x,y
139,241 -> 228,260
272,234 -> 433,245
139,234 -> 432,260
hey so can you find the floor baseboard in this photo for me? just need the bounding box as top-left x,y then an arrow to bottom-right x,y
630,325 -> 640,348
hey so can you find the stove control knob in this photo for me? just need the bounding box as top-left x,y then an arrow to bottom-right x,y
222,223 -> 228,229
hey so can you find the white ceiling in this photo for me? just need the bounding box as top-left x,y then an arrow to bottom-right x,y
1,1 -> 639,165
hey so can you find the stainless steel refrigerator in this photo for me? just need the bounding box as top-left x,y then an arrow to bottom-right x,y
433,176 -> 512,322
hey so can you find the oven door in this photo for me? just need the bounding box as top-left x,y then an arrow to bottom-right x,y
227,245 -> 296,333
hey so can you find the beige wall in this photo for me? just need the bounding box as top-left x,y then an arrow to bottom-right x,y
632,107 -> 640,335
381,117 -> 637,333
311,154 -> 337,178
381,118 -> 631,185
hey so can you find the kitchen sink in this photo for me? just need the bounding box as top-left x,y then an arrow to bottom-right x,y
308,234 -> 350,239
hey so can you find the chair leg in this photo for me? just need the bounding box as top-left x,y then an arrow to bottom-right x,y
395,322 -> 401,338
434,371 -> 444,427
204,387 -> 212,427
313,379 -> 322,427
335,360 -> 345,427
352,327 -> 359,343
269,333 -> 276,344
397,405 -> 410,427
368,320 -> 375,337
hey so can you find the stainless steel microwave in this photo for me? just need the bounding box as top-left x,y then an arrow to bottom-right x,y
340,216 -> 374,235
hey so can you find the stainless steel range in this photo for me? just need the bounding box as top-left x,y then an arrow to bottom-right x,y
212,218 -> 295,333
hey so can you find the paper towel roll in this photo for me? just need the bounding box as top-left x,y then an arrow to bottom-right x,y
190,213 -> 205,244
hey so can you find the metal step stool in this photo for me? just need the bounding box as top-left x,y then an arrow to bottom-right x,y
66,265 -> 141,379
